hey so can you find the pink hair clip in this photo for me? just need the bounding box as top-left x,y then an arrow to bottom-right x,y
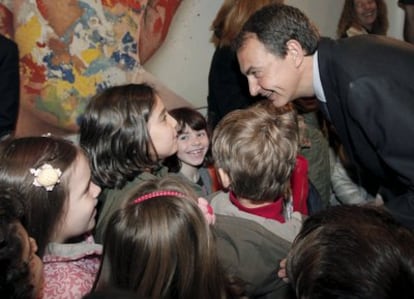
132,190 -> 216,225
197,197 -> 216,225
132,190 -> 186,204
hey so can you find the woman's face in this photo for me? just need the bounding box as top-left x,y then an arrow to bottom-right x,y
147,95 -> 178,159
354,0 -> 378,30
16,222 -> 44,298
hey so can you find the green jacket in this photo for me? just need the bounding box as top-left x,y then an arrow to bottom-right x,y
214,215 -> 296,299
94,167 -> 168,244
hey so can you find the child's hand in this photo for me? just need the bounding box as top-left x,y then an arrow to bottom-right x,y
278,258 -> 289,283
197,197 -> 216,225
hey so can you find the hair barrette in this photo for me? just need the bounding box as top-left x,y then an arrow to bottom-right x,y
132,190 -> 216,225
30,163 -> 62,191
197,197 -> 216,225
132,190 -> 186,204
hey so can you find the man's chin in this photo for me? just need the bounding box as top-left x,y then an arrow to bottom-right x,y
268,97 -> 288,108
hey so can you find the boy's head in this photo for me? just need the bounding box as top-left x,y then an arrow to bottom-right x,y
212,101 -> 298,201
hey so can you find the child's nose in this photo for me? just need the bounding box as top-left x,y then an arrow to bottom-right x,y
91,182 -> 102,197
30,237 -> 39,253
192,137 -> 201,145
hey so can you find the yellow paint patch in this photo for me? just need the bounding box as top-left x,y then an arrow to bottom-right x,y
15,16 -> 42,57
72,68 -> 101,98
81,48 -> 101,64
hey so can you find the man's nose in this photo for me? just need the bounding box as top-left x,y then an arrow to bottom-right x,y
248,79 -> 261,97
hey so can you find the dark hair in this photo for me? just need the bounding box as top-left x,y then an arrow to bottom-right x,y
234,4 -> 319,57
210,0 -> 283,47
287,205 -> 414,299
0,136 -> 79,257
0,185 -> 34,298
80,83 -> 160,190
163,107 -> 212,172
95,176 -> 243,299
337,0 -> 388,38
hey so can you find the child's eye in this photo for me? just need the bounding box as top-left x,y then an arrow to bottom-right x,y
178,135 -> 188,141
197,131 -> 206,137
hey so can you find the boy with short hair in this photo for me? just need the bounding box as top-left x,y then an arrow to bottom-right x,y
211,101 -> 309,243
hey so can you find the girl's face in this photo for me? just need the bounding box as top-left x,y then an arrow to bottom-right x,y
55,153 -> 101,242
147,95 -> 178,159
354,0 -> 377,30
16,222 -> 43,298
177,125 -> 209,168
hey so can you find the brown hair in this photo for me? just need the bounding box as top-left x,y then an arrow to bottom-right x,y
0,136 -> 79,257
337,0 -> 388,38
212,101 -> 298,201
95,176 -> 243,298
211,0 -> 283,47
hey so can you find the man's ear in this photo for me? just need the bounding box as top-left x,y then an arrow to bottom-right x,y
286,39 -> 304,67
217,168 -> 231,188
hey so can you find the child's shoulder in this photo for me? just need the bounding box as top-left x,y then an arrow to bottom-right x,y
42,238 -> 102,299
43,237 -> 102,263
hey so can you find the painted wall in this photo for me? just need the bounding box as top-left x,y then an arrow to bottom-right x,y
145,0 -> 405,109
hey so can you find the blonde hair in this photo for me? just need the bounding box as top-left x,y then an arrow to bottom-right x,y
212,102 -> 298,201
210,0 -> 284,47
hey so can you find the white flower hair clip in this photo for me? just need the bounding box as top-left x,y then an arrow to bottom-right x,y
30,163 -> 62,191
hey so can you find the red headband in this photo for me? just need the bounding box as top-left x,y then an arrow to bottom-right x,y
132,190 -> 186,204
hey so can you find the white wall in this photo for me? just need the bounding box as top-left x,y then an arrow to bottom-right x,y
145,0 -> 405,109
144,0 -> 222,109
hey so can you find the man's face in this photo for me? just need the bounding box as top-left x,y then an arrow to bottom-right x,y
237,34 -> 300,107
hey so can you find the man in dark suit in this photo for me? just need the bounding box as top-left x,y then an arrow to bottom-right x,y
0,34 -> 19,140
233,4 -> 414,228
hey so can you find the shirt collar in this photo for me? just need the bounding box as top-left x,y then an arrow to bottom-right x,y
312,51 -> 327,103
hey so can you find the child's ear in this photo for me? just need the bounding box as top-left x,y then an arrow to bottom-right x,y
217,168 -> 231,188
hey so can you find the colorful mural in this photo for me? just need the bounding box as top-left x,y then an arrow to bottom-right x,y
0,0 -> 185,136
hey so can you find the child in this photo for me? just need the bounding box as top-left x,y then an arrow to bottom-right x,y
211,101 -> 311,242
94,176 -> 244,299
210,101 -> 312,297
0,185 -> 43,299
0,136 -> 102,299
287,205 -> 414,299
79,83 -> 179,243
164,107 -> 215,196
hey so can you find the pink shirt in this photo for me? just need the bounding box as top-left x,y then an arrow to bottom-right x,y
42,235 -> 102,299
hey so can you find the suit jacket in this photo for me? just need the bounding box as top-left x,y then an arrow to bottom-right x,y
318,35 -> 414,202
0,34 -> 19,139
